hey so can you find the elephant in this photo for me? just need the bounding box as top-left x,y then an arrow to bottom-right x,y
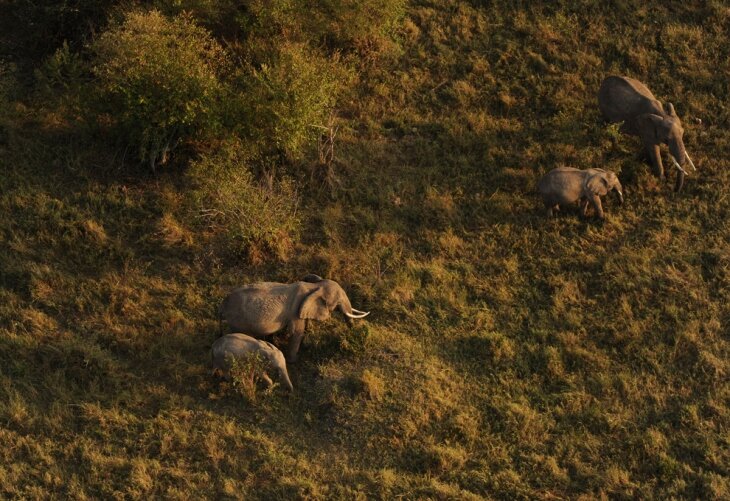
211,333 -> 294,392
538,167 -> 623,219
598,75 -> 696,192
218,277 -> 369,362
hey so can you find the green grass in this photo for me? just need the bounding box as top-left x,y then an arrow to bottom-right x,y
2,1 -> 729,499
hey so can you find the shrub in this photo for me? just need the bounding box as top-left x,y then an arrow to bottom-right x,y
90,10 -> 228,170
187,143 -> 299,260
245,43 -> 352,162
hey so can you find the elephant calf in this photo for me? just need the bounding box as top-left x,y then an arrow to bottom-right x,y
212,333 -> 294,392
538,167 -> 623,219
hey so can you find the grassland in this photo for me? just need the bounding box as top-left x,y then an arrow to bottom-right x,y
1,1 -> 729,499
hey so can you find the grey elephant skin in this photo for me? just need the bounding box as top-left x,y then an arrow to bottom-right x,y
538,167 -> 623,219
212,333 -> 294,392
218,278 -> 369,362
598,75 -> 696,192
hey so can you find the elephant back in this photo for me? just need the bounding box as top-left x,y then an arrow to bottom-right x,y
598,76 -> 659,125
211,333 -> 259,370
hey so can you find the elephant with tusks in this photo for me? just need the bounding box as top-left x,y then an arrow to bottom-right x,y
218,275 -> 369,362
598,75 -> 697,192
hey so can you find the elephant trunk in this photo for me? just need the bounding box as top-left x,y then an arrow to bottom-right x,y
615,186 -> 624,205
668,138 -> 689,191
669,138 -> 687,168
338,294 -> 370,320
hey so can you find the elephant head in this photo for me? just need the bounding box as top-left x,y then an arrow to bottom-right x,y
299,279 -> 369,322
636,104 -> 697,175
585,168 -> 623,205
260,340 -> 294,392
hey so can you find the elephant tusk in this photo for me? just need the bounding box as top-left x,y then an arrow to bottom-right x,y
344,310 -> 370,319
670,155 -> 689,176
685,152 -> 697,171
351,308 -> 369,315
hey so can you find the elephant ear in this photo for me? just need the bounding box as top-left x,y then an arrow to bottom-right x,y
298,287 -> 331,321
586,173 -> 609,197
636,113 -> 665,142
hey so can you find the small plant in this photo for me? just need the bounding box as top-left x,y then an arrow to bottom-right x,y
605,121 -> 624,142
309,113 -> 341,189
227,352 -> 273,402
34,42 -> 88,111
315,115 -> 339,170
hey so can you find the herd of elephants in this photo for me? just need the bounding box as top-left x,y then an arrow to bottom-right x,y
211,75 -> 698,392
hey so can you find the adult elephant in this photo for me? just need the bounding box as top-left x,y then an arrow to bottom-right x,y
598,76 -> 696,192
218,276 -> 369,362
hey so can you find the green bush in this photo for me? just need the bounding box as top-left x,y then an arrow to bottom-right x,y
90,10 -> 228,170
245,43 -> 351,161
187,143 -> 300,260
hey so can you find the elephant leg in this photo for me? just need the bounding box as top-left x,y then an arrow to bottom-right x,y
286,319 -> 306,363
589,195 -> 604,219
579,199 -> 589,218
544,203 -> 559,218
646,143 -> 664,179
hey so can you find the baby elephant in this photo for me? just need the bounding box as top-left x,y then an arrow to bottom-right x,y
538,167 -> 623,219
211,333 -> 294,392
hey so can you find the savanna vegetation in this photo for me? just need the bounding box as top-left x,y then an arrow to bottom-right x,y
1,1 -> 729,498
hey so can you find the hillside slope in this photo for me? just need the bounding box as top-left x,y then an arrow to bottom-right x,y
1,1 -> 729,498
